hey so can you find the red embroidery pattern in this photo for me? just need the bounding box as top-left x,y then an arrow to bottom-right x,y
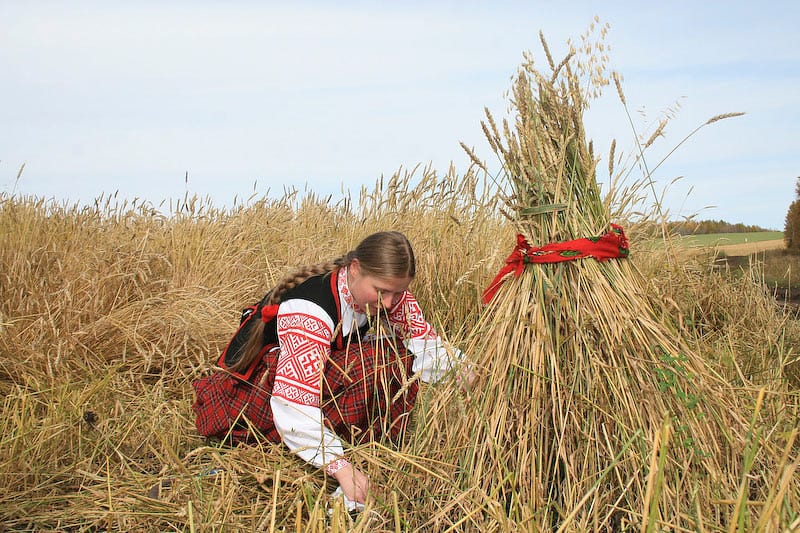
273,312 -> 333,407
325,457 -> 351,476
338,267 -> 366,314
387,292 -> 436,340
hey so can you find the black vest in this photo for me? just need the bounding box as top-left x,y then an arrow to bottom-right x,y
221,269 -> 371,371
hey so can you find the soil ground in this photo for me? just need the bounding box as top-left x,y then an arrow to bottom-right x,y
715,239 -> 800,309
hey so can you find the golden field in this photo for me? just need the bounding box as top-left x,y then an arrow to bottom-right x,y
1,173 -> 798,531
2,25 -> 799,532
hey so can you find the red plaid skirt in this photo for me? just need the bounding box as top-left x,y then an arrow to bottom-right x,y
192,337 -> 419,445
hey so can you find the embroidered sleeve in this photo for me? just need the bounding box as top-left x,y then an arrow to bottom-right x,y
386,291 -> 463,383
269,299 -> 345,469
272,300 -> 332,406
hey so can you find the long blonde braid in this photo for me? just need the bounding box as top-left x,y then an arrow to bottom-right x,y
229,257 -> 348,373
265,257 -> 348,305
229,231 -> 415,373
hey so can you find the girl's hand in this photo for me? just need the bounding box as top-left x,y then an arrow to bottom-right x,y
333,463 -> 370,504
456,363 -> 477,391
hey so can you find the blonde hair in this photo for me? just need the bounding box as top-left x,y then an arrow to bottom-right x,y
229,231 -> 416,373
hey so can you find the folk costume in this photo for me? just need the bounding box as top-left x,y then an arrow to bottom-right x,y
192,266 -> 460,476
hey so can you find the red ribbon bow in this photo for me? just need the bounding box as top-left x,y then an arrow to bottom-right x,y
261,304 -> 279,323
481,224 -> 629,304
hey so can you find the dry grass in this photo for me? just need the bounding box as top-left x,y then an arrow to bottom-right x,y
389,26 -> 798,532
1,24 -> 798,532
0,168 -> 506,531
1,173 -> 798,532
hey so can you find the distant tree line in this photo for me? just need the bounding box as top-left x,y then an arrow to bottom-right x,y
667,219 -> 770,236
785,177 -> 800,251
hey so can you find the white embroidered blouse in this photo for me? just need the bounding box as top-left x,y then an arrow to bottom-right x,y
268,267 -> 461,472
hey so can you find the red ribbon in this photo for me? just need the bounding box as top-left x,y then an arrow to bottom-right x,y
481,224 -> 630,304
260,304 -> 280,323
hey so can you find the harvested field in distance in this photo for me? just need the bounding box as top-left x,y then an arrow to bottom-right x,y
679,230 -> 782,248
717,238 -> 785,256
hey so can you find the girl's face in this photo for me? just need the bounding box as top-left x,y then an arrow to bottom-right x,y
348,259 -> 411,315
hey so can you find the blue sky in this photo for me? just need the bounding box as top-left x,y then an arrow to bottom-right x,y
1,1 -> 798,229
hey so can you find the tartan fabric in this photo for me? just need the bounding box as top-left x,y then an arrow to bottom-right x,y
192,336 -> 418,445
192,343 -> 282,444
321,336 -> 418,445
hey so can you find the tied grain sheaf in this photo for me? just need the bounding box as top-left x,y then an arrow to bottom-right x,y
392,29 -> 798,531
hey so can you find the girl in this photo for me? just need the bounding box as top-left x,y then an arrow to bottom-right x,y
192,231 -> 463,505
